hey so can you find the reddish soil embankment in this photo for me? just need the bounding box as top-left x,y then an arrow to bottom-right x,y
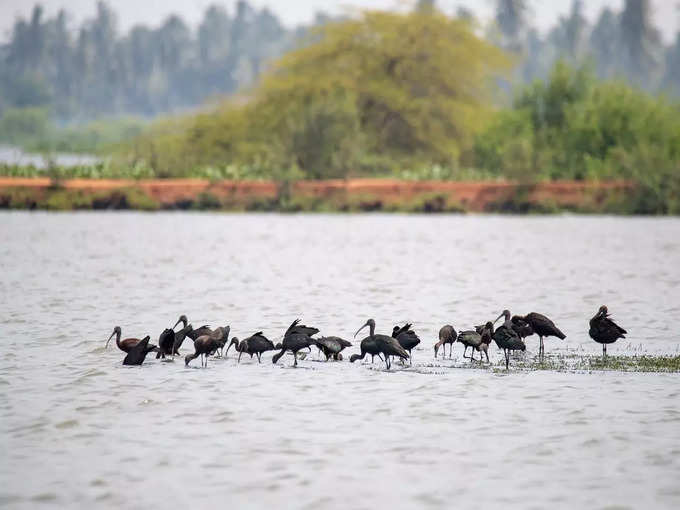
0,177 -> 635,212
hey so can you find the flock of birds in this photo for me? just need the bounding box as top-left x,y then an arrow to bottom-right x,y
105,305 -> 627,370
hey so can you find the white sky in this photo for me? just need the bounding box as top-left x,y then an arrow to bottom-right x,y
0,0 -> 678,44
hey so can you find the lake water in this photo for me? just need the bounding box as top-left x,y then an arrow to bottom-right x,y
1,212 -> 679,509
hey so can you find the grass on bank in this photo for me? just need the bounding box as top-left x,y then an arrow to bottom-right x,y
421,352 -> 680,373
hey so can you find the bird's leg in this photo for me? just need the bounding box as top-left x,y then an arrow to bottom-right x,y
409,350 -> 412,365
449,344 -> 452,359
257,353 -> 262,363
294,351 -> 298,367
485,350 -> 489,363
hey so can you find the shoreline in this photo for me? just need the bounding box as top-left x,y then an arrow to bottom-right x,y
0,177 -> 636,213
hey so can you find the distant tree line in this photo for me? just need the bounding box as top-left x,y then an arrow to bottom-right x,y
494,0 -> 679,95
0,1 -> 312,119
0,0 -> 678,123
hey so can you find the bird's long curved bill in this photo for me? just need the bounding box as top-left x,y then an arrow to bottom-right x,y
494,313 -> 504,324
354,322 -> 369,338
105,331 -> 115,348
172,319 -> 182,330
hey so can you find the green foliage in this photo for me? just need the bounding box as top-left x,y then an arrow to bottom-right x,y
0,108 -> 147,154
0,107 -> 50,144
475,60 -> 680,212
122,9 -> 510,178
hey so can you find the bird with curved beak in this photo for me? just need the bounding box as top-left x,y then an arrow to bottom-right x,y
354,319 -> 409,370
173,314 -> 189,330
105,326 -> 158,354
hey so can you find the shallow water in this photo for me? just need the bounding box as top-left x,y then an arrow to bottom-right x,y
1,212 -> 679,509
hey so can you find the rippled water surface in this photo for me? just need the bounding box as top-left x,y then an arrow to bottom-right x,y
1,212 -> 679,509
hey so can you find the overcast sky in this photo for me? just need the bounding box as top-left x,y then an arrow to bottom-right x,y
1,0 -> 678,44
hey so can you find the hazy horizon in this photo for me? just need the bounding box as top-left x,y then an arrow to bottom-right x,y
0,0 -> 678,44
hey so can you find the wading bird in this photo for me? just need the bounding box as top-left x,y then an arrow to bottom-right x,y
510,311 -> 565,357
392,324 -> 420,364
272,332 -> 314,367
123,336 -> 156,365
355,319 -> 409,370
171,324 -> 194,355
184,323 -> 230,357
349,337 -> 384,364
233,332 -> 276,363
589,305 -> 626,357
105,326 -> 158,354
475,322 -> 494,362
493,316 -> 526,369
185,335 -> 220,367
434,325 -> 457,359
314,336 -> 352,361
457,330 -> 483,361
156,328 -> 176,359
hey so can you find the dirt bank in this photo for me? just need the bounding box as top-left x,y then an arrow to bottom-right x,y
0,177 -> 635,212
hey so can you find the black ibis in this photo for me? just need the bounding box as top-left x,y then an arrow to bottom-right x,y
475,322 -> 494,362
122,336 -> 156,365
457,330 -> 483,361
509,316 -> 534,339
187,325 -> 213,340
589,305 -> 627,357
392,324 -> 420,365
185,325 -> 230,356
156,328 -> 176,359
210,326 -> 231,357
171,324 -> 194,355
509,311 -> 566,356
285,318 -> 320,337
185,335 -> 220,367
234,332 -> 276,363
314,337 -> 352,361
434,325 -> 457,359
173,314 -> 189,330
354,319 -> 409,370
349,337 -> 384,364
105,326 -> 158,354
272,332 -> 314,367
493,316 -> 526,369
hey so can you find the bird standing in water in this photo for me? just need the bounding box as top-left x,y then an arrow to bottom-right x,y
392,324 -> 420,365
509,311 -> 565,357
434,325 -> 457,359
349,337 -> 384,364
355,319 -> 409,370
232,332 -> 276,363
185,335 -> 220,367
314,337 -> 352,361
105,326 -> 157,353
457,330 -> 483,361
493,314 -> 526,369
272,333 -> 314,367
156,328 -> 176,359
123,336 -> 156,365
589,305 -> 626,357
